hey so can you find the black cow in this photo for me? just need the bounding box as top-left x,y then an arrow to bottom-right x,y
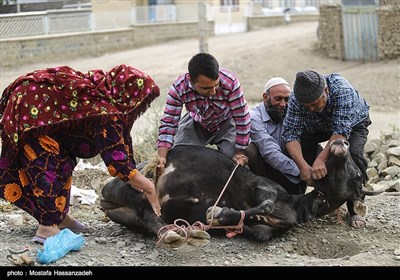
100,139 -> 379,246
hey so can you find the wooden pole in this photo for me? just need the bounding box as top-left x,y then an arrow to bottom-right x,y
198,0 -> 208,53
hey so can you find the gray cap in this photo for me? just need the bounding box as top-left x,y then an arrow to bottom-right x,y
293,70 -> 326,104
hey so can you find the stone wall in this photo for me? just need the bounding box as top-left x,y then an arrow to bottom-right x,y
380,0 -> 398,5
318,5 -> 343,60
377,0 -> 400,59
0,21 -> 214,67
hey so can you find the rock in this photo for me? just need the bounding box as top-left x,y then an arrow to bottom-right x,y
7,214 -> 23,226
387,147 -> 400,157
382,166 -> 400,178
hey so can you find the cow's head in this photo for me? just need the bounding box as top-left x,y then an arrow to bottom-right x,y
314,139 -> 381,217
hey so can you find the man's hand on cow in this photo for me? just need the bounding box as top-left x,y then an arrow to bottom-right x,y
232,152 -> 248,166
312,158 -> 328,180
300,166 -> 314,186
156,157 -> 167,176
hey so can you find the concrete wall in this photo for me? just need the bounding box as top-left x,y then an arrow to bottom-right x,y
376,0 -> 400,59
0,21 -> 214,67
247,13 -> 319,31
92,1 -> 134,29
317,5 -> 343,60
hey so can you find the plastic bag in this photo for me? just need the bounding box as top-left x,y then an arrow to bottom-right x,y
37,228 -> 85,264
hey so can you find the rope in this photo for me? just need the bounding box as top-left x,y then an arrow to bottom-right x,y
157,162 -> 246,246
206,210 -> 245,238
335,207 -> 346,226
157,219 -> 209,246
207,163 -> 241,227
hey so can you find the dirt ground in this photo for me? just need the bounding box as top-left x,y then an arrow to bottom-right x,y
0,22 -> 399,270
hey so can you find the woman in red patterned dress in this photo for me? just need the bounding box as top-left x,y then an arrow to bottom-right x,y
0,64 -> 161,243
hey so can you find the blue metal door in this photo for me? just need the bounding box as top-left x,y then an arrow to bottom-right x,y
342,5 -> 379,61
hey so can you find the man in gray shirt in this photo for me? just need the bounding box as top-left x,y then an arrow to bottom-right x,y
245,77 -> 306,195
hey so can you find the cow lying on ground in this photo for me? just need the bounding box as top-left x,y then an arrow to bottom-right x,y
100,139 -> 380,246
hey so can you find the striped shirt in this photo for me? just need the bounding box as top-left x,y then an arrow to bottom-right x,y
157,67 -> 250,150
282,73 -> 370,143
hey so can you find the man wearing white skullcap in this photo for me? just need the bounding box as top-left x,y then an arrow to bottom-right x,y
263,77 -> 289,93
245,77 -> 306,195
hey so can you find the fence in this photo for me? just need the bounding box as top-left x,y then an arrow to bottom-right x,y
0,5 -> 200,38
1,3 -> 321,38
1,9 -> 93,38
133,4 -> 199,24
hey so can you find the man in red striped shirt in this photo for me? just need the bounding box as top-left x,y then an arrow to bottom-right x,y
156,53 -> 250,175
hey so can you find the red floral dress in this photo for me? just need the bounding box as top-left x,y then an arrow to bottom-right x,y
0,65 -> 160,225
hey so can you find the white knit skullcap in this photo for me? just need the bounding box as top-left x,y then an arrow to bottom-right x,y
264,77 -> 290,92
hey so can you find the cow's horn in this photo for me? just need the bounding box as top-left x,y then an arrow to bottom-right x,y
361,187 -> 384,196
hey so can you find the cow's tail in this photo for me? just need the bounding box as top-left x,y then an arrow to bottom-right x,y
141,152 -> 160,183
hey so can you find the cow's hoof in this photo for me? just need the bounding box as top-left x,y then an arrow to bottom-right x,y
206,206 -> 223,226
188,229 -> 210,239
352,200 -> 368,217
163,230 -> 186,248
261,199 -> 275,214
254,232 -> 271,243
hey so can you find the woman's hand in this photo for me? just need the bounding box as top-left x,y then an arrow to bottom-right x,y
128,171 -> 161,216
143,186 -> 161,217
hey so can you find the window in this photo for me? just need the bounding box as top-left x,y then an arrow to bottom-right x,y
220,0 -> 239,12
282,0 -> 295,9
220,0 -> 239,6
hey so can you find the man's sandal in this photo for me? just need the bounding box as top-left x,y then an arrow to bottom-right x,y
348,214 -> 366,229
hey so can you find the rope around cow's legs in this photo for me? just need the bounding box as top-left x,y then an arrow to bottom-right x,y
156,163 -> 246,246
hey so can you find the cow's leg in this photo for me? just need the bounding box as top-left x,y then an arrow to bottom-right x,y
101,204 -> 145,230
206,199 -> 275,226
101,178 -> 188,247
206,180 -> 278,226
